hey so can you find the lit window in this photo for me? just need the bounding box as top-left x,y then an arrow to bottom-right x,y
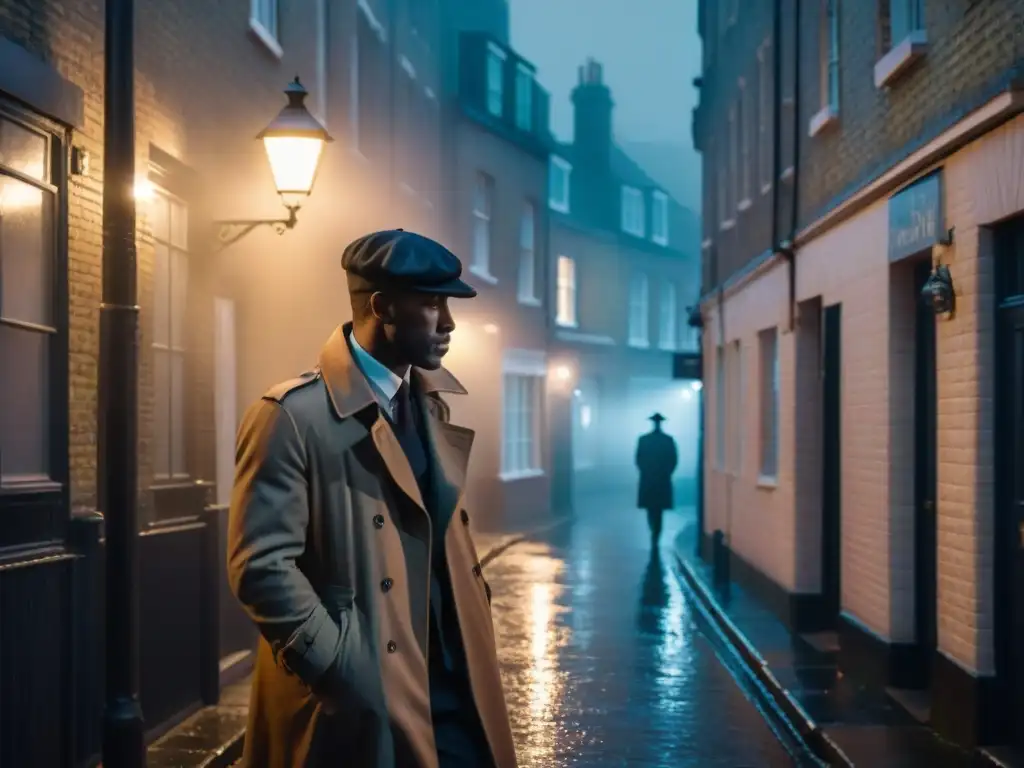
556,255 -> 576,327
548,155 -> 571,213
150,186 -> 190,481
628,273 -> 649,347
621,185 -> 645,237
486,42 -> 507,117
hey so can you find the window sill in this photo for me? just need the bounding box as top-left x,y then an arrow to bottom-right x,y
622,227 -> 645,239
556,319 -> 578,329
657,343 -> 678,352
399,181 -> 416,197
628,339 -> 650,349
874,30 -> 928,89
248,17 -> 283,59
0,478 -> 63,496
469,265 -> 498,285
549,200 -> 570,214
517,295 -> 542,307
761,182 -> 772,196
756,474 -> 778,490
499,468 -> 545,482
719,219 -> 736,231
737,198 -> 752,213
808,105 -> 839,138
780,166 -> 795,183
652,234 -> 669,247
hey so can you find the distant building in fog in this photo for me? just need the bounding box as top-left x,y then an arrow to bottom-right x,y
437,25 -> 556,532
547,59 -> 701,503
695,0 -> 1024,755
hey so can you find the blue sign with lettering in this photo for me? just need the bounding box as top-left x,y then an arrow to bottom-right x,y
889,170 -> 944,263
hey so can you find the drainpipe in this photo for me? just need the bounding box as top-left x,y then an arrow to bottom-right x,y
99,0 -> 146,765
781,0 -> 802,332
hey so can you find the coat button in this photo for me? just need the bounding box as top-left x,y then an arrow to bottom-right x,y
373,514 -> 385,529
386,640 -> 397,654
472,563 -> 482,577
381,577 -> 394,593
460,509 -> 469,525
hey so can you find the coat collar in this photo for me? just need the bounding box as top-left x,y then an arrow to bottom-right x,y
318,323 -> 468,420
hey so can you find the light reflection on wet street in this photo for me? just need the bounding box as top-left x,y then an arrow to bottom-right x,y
484,507 -> 796,767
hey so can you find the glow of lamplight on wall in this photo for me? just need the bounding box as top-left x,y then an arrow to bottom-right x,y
552,364 -> 572,383
482,323 -> 499,335
680,389 -> 692,401
0,177 -> 43,212
690,380 -> 703,392
580,404 -> 592,428
134,178 -> 156,201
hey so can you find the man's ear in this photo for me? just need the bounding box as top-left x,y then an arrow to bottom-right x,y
369,292 -> 395,323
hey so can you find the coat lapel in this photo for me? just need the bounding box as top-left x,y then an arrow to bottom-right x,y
318,323 -> 472,519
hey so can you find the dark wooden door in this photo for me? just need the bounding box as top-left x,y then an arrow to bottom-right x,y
822,304 -> 842,621
995,218 -> 1024,745
913,260 -> 939,688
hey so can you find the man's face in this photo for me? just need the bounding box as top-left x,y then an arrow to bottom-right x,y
378,291 -> 456,370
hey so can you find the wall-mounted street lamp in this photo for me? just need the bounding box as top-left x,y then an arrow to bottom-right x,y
215,76 -> 333,250
921,263 -> 956,317
686,305 -> 704,329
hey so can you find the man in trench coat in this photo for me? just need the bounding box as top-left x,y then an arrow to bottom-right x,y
635,412 -> 678,545
227,229 -> 518,767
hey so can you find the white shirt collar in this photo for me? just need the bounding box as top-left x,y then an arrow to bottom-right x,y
348,331 -> 409,411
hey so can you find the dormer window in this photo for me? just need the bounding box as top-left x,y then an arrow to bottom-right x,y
621,185 -> 645,237
651,190 -> 669,246
549,155 -> 571,213
486,42 -> 507,117
515,62 -> 533,131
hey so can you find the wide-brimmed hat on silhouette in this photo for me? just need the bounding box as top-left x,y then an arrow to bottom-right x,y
649,413 -> 666,423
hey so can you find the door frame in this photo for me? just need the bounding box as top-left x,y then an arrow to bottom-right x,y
821,303 -> 842,623
913,259 -> 939,689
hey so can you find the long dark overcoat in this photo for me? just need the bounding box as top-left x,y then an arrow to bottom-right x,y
227,324 -> 518,768
635,429 -> 678,511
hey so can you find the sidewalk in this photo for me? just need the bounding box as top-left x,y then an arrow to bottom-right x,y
145,516 -> 571,767
670,526 -> 985,767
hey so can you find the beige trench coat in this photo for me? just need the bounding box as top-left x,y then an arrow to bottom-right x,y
227,325 -> 518,768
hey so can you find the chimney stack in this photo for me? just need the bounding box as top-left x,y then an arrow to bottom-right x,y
571,57 -> 614,171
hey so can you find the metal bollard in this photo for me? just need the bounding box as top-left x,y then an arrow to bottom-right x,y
712,529 -> 730,586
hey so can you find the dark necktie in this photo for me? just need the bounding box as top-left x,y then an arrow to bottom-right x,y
394,381 -> 428,480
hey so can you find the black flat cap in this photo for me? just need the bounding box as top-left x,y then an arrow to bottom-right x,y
341,229 -> 477,298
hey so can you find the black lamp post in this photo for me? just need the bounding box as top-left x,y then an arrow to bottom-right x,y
215,77 -> 333,250
99,0 -> 145,764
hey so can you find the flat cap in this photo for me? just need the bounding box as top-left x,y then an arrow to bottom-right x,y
341,229 -> 477,298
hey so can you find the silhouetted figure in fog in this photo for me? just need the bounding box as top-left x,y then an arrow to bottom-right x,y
635,413 -> 678,546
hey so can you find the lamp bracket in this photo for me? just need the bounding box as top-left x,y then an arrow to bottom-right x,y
213,206 -> 300,251
937,226 -> 955,247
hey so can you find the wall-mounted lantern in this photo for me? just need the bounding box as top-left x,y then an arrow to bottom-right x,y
686,304 -> 704,329
215,76 -> 333,250
921,263 -> 955,316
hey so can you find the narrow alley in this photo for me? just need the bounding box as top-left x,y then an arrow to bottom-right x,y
486,506 -> 808,767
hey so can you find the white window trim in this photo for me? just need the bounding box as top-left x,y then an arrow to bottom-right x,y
738,79 -> 751,205
313,0 -> 328,126
500,351 -> 546,481
757,40 -> 772,193
651,190 -> 669,246
555,255 -> 577,328
517,201 -> 540,305
621,185 -> 645,238
248,0 -> 283,59
471,173 -> 496,283
627,273 -> 650,348
502,348 -> 547,376
400,55 -> 417,79
486,42 -> 507,118
874,28 -> 928,89
358,0 -> 387,42
549,155 -> 572,213
758,329 -> 779,481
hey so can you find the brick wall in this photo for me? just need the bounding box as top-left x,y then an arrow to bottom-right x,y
798,0 -> 1024,228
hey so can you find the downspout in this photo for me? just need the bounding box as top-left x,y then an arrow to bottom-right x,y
782,0 -> 802,332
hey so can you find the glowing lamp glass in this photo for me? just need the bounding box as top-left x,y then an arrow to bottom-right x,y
263,136 -> 325,208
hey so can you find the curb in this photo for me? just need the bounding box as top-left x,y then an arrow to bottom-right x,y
673,550 -> 854,768
204,515 -> 572,767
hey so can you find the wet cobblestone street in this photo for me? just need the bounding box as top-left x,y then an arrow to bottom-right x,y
485,507 -> 798,768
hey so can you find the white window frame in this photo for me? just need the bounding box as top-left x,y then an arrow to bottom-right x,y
249,0 -> 282,57
729,340 -> 744,475
500,349 -> 546,481
658,283 -> 677,351
810,0 -> 841,136
621,185 -> 645,237
555,255 -> 577,328
471,172 -> 495,281
758,328 -> 779,481
486,41 -> 507,118
150,185 -> 191,481
651,190 -> 669,246
518,200 -> 540,305
887,0 -> 923,50
515,62 -> 533,131
729,100 -> 739,215
757,40 -> 772,193
548,155 -> 571,213
738,79 -> 752,207
627,273 -> 649,348
873,0 -> 926,89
